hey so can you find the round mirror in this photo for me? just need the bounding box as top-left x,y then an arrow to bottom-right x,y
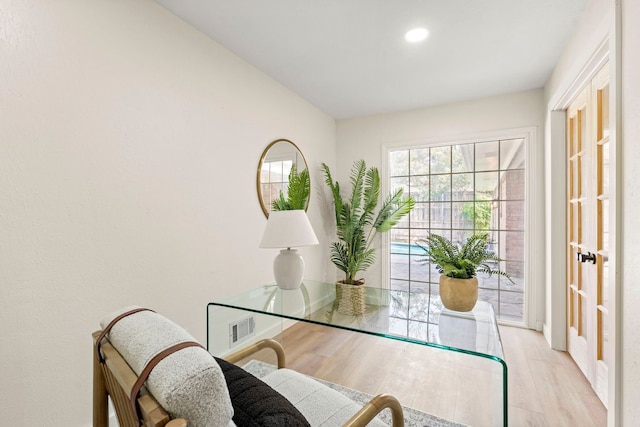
257,139 -> 309,218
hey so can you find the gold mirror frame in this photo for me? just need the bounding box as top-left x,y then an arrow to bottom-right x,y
257,139 -> 309,218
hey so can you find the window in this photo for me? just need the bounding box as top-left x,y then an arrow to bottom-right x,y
388,138 -> 526,323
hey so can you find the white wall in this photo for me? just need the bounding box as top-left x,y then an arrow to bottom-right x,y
335,90 -> 546,327
620,0 -> 640,423
0,1 -> 334,425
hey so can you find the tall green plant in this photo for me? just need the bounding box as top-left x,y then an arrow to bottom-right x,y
272,164 -> 310,211
321,160 -> 415,285
417,233 -> 513,282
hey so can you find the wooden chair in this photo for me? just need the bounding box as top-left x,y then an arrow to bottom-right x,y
93,331 -> 186,427
93,331 -> 404,427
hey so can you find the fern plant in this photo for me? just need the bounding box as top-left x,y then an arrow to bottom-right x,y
416,233 -> 513,282
272,164 -> 311,211
322,160 -> 415,285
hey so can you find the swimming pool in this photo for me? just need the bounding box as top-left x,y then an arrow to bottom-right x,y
390,242 -> 428,256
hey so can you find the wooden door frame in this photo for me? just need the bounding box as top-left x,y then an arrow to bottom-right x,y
546,26 -> 621,425
547,40 -> 609,351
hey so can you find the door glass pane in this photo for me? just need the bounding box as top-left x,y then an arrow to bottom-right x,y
476,172 -> 499,197
410,148 -> 429,175
501,170 -> 525,200
569,117 -> 576,156
429,228 -> 452,242
569,161 -> 575,199
430,203 -> 451,228
391,177 -> 409,193
410,176 -> 429,202
599,85 -> 610,139
430,146 -> 451,174
500,139 -> 525,169
476,141 -> 499,171
452,173 -> 474,200
571,290 -> 578,328
577,156 -> 583,198
452,201 -> 471,230
504,261 -> 524,292
452,144 -> 474,173
577,254 -> 583,291
410,255 -> 429,281
409,228 -> 429,244
500,291 -> 524,323
410,203 -> 428,227
577,202 -> 583,244
430,175 -> 451,201
391,253 -> 409,280
579,108 -> 586,152
390,150 -> 409,176
500,201 -> 525,231
569,247 -> 576,286
601,311 -> 609,363
569,203 -> 575,242
479,267 -> 499,290
601,198 -> 610,250
601,140 -> 610,195
474,201 -> 493,231
499,230 -> 525,261
602,255 -> 609,310
580,294 -> 588,338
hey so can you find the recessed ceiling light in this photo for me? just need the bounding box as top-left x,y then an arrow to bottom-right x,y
405,27 -> 429,43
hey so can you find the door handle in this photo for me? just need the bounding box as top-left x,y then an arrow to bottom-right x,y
577,251 -> 597,264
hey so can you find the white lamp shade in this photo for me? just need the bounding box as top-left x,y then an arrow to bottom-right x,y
259,210 -> 319,249
260,210 -> 318,289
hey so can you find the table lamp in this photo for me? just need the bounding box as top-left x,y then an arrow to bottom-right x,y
259,210 -> 319,289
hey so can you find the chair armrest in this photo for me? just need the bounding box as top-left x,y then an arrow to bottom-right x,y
343,394 -> 404,427
223,339 -> 286,369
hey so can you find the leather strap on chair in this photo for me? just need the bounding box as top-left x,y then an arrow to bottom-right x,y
95,307 -> 155,363
130,341 -> 204,421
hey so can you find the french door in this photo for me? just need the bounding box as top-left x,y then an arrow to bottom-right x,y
566,62 -> 610,406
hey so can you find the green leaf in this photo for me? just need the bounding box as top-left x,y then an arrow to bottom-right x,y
416,232 -> 514,283
271,164 -> 311,211
322,160 -> 416,282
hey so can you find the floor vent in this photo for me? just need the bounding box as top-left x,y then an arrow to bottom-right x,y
229,315 -> 255,347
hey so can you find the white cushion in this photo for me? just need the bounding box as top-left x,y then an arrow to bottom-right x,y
100,306 -> 233,427
262,368 -> 387,427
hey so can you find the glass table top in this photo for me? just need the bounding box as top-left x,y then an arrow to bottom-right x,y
209,279 -> 504,361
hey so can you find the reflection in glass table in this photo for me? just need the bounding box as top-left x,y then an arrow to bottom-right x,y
207,280 -> 508,425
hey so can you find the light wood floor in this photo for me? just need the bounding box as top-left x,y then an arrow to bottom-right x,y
253,322 -> 606,426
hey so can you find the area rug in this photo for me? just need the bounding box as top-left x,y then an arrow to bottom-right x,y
242,360 -> 467,427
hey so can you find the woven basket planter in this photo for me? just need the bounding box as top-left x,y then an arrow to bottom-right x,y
335,280 -> 366,316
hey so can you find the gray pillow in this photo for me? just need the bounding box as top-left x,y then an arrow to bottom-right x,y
100,306 -> 234,427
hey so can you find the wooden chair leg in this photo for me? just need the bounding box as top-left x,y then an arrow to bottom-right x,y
93,344 -> 108,427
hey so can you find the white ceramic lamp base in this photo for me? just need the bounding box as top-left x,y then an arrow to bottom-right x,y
273,248 -> 305,290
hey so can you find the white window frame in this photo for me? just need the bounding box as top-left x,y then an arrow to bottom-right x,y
381,126 -> 541,329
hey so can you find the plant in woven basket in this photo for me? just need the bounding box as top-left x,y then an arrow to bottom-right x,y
321,160 -> 415,285
272,164 -> 311,211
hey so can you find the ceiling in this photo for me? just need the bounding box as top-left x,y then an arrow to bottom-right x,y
155,0 -> 589,120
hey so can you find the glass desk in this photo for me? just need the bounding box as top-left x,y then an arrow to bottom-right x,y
207,280 -> 508,426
